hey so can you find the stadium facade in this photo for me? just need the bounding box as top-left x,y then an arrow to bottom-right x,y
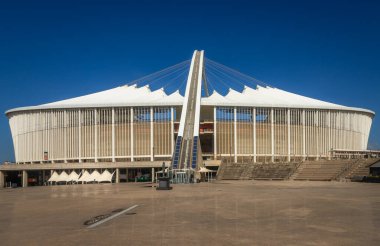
1,50 -> 375,186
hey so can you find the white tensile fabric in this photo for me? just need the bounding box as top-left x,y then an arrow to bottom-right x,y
55,171 -> 69,183
201,86 -> 359,111
97,170 -> 115,183
48,170 -> 116,184
88,170 -> 101,182
78,171 -> 91,183
48,171 -> 59,183
7,84 -> 373,114
77,170 -> 115,183
67,171 -> 80,183
198,167 -> 216,173
40,85 -> 182,108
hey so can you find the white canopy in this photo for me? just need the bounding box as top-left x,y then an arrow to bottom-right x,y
9,85 -> 184,111
67,171 -> 80,182
198,167 -> 216,173
55,171 -> 69,183
78,170 -> 91,183
48,171 -> 59,183
48,170 -> 115,184
97,170 -> 114,183
6,84 -> 374,115
201,86 -> 373,113
88,170 -> 101,182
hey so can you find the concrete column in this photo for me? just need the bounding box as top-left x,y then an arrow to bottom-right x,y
150,107 -> 154,161
302,109 -> 306,161
81,169 -> 85,185
151,168 -> 155,183
112,108 -> 115,162
170,107 -> 174,154
253,107 -> 256,163
315,111 -> 319,160
64,110 -> 67,163
271,108 -> 274,163
328,111 -> 332,160
213,107 -> 217,160
130,108 -> 134,162
42,170 -> 45,185
233,107 -> 237,163
22,170 -> 28,188
78,110 -> 82,163
115,168 -> 120,184
287,109 -> 291,162
0,171 -> 4,188
94,109 -> 98,162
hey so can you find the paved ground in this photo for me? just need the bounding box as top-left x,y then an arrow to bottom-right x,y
0,181 -> 380,245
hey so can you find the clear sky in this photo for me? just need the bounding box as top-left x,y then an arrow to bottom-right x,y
0,0 -> 379,162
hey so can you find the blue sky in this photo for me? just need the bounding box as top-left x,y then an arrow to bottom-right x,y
0,0 -> 379,162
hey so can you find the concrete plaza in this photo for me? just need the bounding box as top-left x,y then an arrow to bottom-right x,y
0,181 -> 379,245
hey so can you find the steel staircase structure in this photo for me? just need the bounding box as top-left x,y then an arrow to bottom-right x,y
172,50 -> 204,177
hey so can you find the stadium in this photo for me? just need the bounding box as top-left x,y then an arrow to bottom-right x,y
0,50 -> 378,186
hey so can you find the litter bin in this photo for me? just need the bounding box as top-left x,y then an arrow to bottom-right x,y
156,177 -> 172,190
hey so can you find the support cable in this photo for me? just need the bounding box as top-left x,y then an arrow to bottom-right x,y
126,60 -> 190,87
160,67 -> 189,92
204,71 -> 215,95
202,66 -> 210,97
205,58 -> 272,88
134,65 -> 188,89
205,68 -> 233,94
206,62 -> 251,90
206,63 -> 246,91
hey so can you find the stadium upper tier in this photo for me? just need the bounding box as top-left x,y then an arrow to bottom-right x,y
5,50 -> 375,164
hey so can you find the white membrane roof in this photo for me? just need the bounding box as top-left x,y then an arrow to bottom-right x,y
6,84 -> 374,115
